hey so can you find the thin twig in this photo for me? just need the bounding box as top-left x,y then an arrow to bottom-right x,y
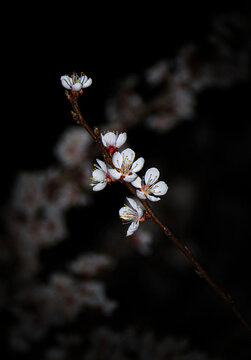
65,91 -> 251,340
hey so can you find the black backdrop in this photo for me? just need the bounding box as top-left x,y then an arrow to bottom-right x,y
1,4 -> 251,360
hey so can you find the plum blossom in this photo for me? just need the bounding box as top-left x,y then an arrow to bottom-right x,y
68,253 -> 114,277
54,127 -> 91,167
132,167 -> 168,201
119,198 -> 146,236
101,131 -> 127,155
108,148 -> 144,182
60,73 -> 92,92
90,159 -> 113,191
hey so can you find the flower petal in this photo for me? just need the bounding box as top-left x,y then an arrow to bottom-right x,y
72,82 -> 82,91
108,169 -> 121,180
124,173 -> 137,182
131,157 -> 145,173
96,159 -> 107,173
151,181 -> 168,196
119,206 -> 135,220
127,221 -> 139,236
60,76 -> 72,89
146,194 -> 161,202
131,177 -> 142,188
79,75 -> 86,84
136,190 -> 146,199
121,148 -> 135,166
145,168 -> 160,186
112,151 -> 123,169
92,169 -> 106,182
126,197 -> 138,212
82,78 -> 92,88
137,206 -> 144,219
102,132 -> 116,147
116,132 -> 127,148
92,182 -> 107,191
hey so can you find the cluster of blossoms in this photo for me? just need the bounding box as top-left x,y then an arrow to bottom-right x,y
89,129 -> 168,236
105,13 -> 251,133
44,326 -> 218,360
62,73 -> 168,237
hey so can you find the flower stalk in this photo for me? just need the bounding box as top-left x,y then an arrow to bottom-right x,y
64,88 -> 251,340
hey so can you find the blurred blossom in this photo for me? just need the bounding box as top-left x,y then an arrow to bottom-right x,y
129,228 -> 153,255
54,126 -> 92,166
68,253 -> 115,277
145,60 -> 169,86
84,326 -> 218,360
79,280 -> 117,315
105,13 -> 250,133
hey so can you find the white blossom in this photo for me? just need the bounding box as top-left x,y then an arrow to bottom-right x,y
90,159 -> 113,191
108,148 -> 144,183
132,167 -> 168,201
60,73 -> 92,91
101,131 -> 127,155
54,127 -> 91,167
119,198 -> 145,236
68,253 -> 114,277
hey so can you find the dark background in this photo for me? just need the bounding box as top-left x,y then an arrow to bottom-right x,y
1,4 -> 251,360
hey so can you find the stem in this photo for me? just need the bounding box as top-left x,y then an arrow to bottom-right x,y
65,92 -> 251,340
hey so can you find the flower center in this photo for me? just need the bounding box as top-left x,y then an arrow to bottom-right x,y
141,184 -> 151,195
107,145 -> 118,156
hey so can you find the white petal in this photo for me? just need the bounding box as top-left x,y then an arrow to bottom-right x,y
92,182 -> 107,191
137,206 -> 144,219
119,206 -> 135,220
121,148 -> 135,166
108,168 -> 121,180
131,177 -> 142,188
124,173 -> 137,182
126,221 -> 139,236
147,194 -> 161,202
79,75 -> 86,84
112,151 -> 123,169
131,157 -> 145,173
72,82 -> 82,91
151,181 -> 168,196
92,169 -> 106,182
82,78 -> 92,88
136,190 -> 146,199
126,197 -> 139,212
145,168 -> 160,186
103,132 -> 116,147
60,76 -> 72,89
115,133 -> 127,148
101,133 -> 107,146
96,159 -> 107,173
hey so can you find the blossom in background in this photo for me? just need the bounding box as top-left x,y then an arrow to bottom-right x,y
60,73 -> 92,92
68,253 -> 115,277
54,127 -> 91,167
119,198 -> 145,236
130,228 -> 153,255
90,159 -> 114,191
132,167 -> 168,201
108,148 -> 144,182
101,131 -> 127,155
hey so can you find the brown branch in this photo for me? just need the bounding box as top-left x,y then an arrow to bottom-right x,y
65,91 -> 251,340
